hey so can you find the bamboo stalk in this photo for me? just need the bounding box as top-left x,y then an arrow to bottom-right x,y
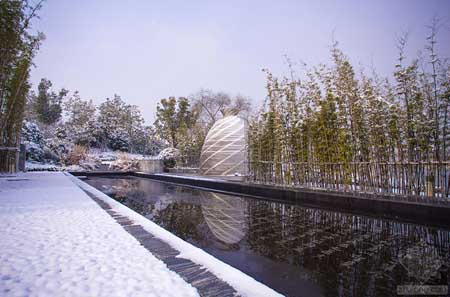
247,161 -> 450,201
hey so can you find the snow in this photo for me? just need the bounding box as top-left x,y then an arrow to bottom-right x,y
0,172 -> 199,297
93,150 -> 159,171
71,174 -> 284,297
24,150 -> 160,172
158,147 -> 180,160
25,161 -> 60,171
92,150 -> 158,162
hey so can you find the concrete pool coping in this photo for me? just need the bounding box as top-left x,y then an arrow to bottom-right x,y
70,171 -> 450,229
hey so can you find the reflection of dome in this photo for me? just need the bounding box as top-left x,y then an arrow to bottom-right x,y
199,115 -> 246,176
200,192 -> 247,245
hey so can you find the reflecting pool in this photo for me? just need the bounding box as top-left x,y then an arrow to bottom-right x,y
85,176 -> 450,297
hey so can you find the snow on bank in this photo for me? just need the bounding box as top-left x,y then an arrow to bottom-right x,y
70,174 -> 284,297
25,161 -> 61,171
25,150 -> 160,172
0,172 -> 199,297
93,150 -> 158,163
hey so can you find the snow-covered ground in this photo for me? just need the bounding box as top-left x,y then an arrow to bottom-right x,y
0,172 -> 199,297
25,161 -> 60,171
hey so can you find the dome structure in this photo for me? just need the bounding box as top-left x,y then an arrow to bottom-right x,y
199,115 -> 246,176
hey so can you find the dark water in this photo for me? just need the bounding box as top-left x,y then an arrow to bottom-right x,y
85,176 -> 450,297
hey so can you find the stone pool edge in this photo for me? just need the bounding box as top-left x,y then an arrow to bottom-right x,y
66,172 -> 284,297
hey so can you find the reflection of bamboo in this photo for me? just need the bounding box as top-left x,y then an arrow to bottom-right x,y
200,192 -> 247,245
245,198 -> 450,291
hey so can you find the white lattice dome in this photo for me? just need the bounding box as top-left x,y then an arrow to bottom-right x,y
199,115 -> 246,176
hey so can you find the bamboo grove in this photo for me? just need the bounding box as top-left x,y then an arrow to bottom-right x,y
248,30 -> 450,199
0,1 -> 44,172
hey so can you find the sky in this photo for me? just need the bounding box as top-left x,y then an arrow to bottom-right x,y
29,0 -> 450,123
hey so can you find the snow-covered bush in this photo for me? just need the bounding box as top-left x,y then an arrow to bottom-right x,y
97,151 -> 118,162
158,147 -> 180,159
22,121 -> 45,146
61,145 -> 101,171
25,142 -> 44,162
80,159 -> 100,170
158,147 -> 180,170
67,145 -> 87,165
62,154 -> 100,171
54,126 -> 67,140
21,121 -> 45,162
42,146 -> 59,163
47,126 -> 72,162
108,153 -> 139,171
47,139 -> 68,164
108,129 -> 129,152
22,121 -> 67,164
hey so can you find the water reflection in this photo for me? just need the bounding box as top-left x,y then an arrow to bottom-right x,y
200,192 -> 247,247
86,177 -> 450,297
245,201 -> 450,296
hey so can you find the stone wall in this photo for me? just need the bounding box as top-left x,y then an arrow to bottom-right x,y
138,159 -> 163,173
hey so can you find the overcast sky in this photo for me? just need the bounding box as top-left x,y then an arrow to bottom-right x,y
30,0 -> 450,123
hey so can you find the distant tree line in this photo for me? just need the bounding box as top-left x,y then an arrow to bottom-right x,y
22,76 -> 252,167
23,79 -> 164,164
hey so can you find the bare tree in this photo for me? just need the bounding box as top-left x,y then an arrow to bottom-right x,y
190,89 -> 251,127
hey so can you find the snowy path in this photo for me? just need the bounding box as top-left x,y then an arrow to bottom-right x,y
0,172 -> 199,297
